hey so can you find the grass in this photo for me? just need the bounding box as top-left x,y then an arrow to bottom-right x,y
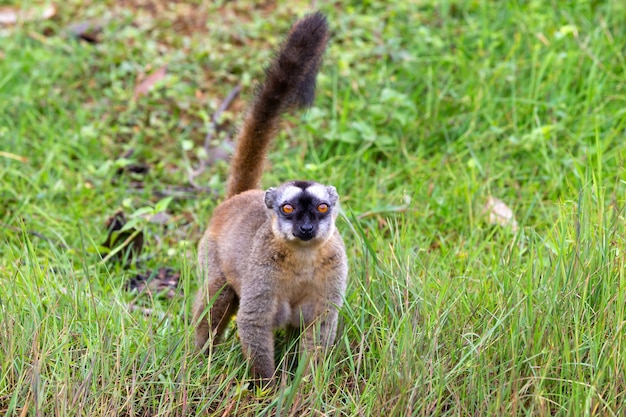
1,0 -> 626,415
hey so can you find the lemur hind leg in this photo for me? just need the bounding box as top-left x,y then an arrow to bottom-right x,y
193,239 -> 239,350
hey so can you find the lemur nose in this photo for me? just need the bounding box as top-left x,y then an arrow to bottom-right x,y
300,224 -> 314,233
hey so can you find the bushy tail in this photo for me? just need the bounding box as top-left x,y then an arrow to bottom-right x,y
226,12 -> 329,198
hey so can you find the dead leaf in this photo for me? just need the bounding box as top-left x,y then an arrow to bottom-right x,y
134,65 -> 167,100
126,267 -> 181,299
66,20 -> 103,43
0,4 -> 56,25
148,211 -> 171,225
111,148 -> 150,190
483,197 -> 519,232
116,163 -> 149,176
102,211 -> 144,265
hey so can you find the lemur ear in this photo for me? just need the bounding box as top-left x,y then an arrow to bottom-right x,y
326,185 -> 339,205
264,188 -> 277,209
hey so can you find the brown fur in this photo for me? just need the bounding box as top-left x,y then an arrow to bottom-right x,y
192,13 -> 347,386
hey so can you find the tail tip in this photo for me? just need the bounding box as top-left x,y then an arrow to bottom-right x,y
290,11 -> 329,44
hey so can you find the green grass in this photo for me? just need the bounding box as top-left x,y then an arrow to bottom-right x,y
2,0 -> 626,415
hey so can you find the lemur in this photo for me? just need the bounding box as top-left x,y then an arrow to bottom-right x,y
192,12 -> 347,386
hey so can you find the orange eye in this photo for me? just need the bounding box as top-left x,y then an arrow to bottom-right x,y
317,203 -> 329,213
281,204 -> 294,214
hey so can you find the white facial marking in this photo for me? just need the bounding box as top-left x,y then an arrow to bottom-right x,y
280,186 -> 303,204
306,184 -> 329,201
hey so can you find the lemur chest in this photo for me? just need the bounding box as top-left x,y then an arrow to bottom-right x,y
277,263 -> 322,301
273,248 -> 322,286
272,252 -> 326,328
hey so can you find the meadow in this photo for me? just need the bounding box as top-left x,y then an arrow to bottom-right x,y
1,0 -> 626,415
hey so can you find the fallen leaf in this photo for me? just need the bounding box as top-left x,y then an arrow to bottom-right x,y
66,20 -> 103,43
116,163 -> 149,176
102,211 -> 144,265
149,211 -> 171,225
0,4 -> 56,25
134,65 -> 167,100
126,267 -> 181,299
483,197 -> 519,232
112,149 -> 150,188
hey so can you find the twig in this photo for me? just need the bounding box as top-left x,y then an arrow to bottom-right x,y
204,84 -> 242,149
188,84 -> 242,187
118,148 -> 135,159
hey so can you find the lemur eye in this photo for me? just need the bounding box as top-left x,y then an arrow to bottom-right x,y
281,204 -> 294,214
317,203 -> 329,213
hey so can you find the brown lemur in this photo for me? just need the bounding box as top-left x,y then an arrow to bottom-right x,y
192,12 -> 348,385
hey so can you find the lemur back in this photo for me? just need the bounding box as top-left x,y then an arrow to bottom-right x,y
192,12 -> 348,387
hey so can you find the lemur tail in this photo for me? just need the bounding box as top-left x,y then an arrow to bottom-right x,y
226,12 -> 329,198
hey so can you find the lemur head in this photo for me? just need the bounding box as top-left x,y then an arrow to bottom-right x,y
264,180 -> 339,244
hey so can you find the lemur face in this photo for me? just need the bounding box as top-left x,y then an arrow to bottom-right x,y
264,181 -> 339,244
